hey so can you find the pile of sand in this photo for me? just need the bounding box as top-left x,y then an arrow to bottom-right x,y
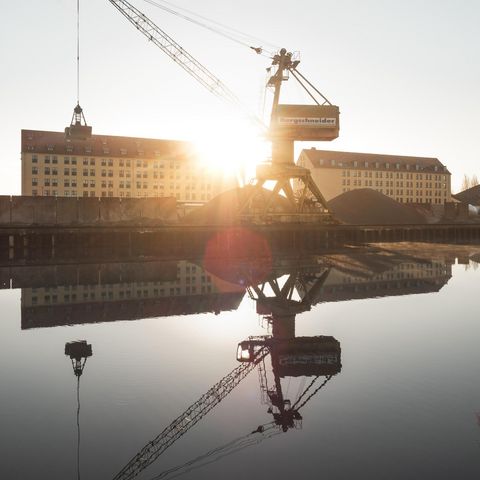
182,186 -> 291,225
327,189 -> 425,225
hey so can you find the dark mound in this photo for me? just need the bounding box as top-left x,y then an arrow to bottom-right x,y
182,186 -> 291,225
327,189 -> 425,225
452,185 -> 480,206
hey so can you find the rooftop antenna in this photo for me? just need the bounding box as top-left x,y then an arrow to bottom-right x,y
65,0 -> 92,139
65,340 -> 93,480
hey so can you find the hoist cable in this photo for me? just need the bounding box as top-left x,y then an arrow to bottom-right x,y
142,0 -> 278,55
291,68 -> 332,106
149,423 -> 278,480
296,375 -> 333,411
143,0 -> 280,49
76,0 -> 80,104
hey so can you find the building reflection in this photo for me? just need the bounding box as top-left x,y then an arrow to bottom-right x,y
17,260 -> 244,329
1,247 -> 452,329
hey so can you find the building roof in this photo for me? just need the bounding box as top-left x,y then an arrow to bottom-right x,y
452,184 -> 480,205
21,129 -> 195,160
300,148 -> 450,174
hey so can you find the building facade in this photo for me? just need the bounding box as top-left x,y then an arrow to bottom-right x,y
21,129 -> 234,201
297,149 -> 451,204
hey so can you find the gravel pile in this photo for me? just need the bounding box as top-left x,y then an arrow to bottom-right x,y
327,188 -> 426,225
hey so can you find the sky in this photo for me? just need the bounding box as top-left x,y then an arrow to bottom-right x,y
1,0 -> 479,193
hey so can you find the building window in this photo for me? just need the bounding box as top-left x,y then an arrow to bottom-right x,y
32,167 -> 38,175
71,158 -> 77,165
44,167 -> 50,175
71,169 -> 77,176
90,169 -> 95,176
32,155 -> 38,163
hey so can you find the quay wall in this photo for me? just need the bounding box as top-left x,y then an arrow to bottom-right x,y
0,195 -> 177,225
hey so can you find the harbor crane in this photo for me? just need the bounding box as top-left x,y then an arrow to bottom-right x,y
106,0 -> 340,224
112,255 -> 341,479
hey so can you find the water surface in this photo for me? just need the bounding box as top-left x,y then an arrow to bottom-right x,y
1,243 -> 480,479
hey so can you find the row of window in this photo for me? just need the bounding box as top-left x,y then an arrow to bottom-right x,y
31,155 -> 189,169
29,284 -> 214,305
342,179 -> 447,192
31,190 -> 212,200
31,167 -> 215,185
320,158 -> 446,172
342,170 -> 447,181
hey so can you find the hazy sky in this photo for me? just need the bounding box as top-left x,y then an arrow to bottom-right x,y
1,0 -> 479,193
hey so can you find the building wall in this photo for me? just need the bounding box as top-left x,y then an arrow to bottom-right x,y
21,131 -> 235,201
297,150 -> 452,204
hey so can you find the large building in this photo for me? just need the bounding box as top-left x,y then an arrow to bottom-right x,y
21,129 -> 235,200
296,148 -> 451,204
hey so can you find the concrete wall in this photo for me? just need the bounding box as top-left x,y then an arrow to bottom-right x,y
0,196 -> 177,226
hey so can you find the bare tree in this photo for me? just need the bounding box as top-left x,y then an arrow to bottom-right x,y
471,174 -> 479,187
462,174 -> 471,191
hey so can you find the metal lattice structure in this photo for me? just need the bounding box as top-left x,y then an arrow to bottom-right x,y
113,346 -> 269,480
108,0 -> 264,129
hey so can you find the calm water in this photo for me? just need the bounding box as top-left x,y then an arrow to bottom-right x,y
1,243 -> 480,479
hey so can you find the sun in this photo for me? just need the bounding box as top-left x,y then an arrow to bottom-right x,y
191,116 -> 269,186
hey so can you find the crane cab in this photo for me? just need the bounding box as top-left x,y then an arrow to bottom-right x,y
270,104 -> 340,141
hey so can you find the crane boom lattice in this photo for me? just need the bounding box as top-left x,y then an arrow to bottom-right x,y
113,346 -> 269,480
108,0 -> 242,107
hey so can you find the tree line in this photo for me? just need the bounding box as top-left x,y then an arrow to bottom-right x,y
461,174 -> 479,191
